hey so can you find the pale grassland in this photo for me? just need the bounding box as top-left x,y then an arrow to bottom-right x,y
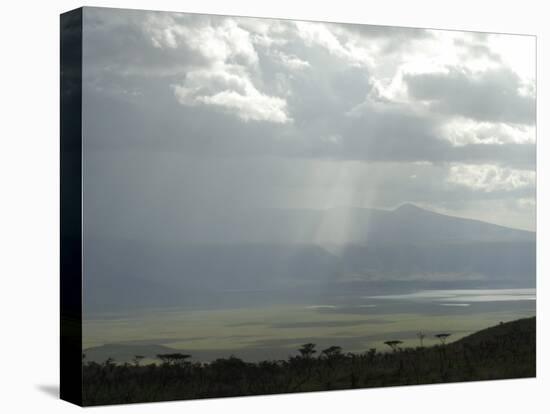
84,301 -> 535,355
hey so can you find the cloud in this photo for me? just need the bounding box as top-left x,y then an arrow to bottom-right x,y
453,37 -> 502,64
175,83 -> 290,123
294,21 -> 373,67
440,118 -> 535,146
342,24 -> 433,55
447,164 -> 535,192
275,51 -> 310,70
81,7 -> 536,231
239,17 -> 293,48
172,64 -> 291,123
314,98 -> 535,167
404,67 -> 535,125
146,15 -> 259,66
142,14 -> 293,123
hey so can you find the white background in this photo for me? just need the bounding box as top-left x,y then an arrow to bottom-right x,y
0,0 -> 547,412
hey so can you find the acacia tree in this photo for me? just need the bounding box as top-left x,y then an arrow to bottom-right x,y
156,353 -> 192,366
298,343 -> 317,359
132,355 -> 144,366
384,340 -> 403,352
321,346 -> 343,360
317,346 -> 344,390
104,357 -> 115,369
366,348 -> 377,363
435,333 -> 451,345
287,343 -> 318,392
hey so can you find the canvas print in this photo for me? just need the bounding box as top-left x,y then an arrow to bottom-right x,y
60,6 -> 536,406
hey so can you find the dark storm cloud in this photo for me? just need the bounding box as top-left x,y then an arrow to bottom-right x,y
83,9 -> 212,73
81,7 -> 535,234
83,80 -> 534,169
404,68 -> 535,125
82,8 -> 535,169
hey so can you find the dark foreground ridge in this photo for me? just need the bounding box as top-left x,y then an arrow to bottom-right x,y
82,317 -> 535,406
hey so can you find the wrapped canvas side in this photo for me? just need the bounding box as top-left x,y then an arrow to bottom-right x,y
60,7 -> 83,407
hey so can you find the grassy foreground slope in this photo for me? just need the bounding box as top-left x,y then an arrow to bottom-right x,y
82,317 -> 535,406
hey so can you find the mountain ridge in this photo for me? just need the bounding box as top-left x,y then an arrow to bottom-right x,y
83,204 -> 535,313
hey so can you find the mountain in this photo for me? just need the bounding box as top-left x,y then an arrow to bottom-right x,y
359,203 -> 534,244
132,204 -> 533,245
83,205 -> 535,313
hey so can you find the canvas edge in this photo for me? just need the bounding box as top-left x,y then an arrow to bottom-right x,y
60,6 -> 83,407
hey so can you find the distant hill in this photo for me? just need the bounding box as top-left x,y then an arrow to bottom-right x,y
113,204 -> 533,245
84,205 -> 535,313
454,316 -> 535,348
353,203 -> 534,244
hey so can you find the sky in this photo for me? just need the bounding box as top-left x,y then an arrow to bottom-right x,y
82,7 -> 536,236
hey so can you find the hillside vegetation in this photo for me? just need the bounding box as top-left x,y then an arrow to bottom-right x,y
82,317 -> 535,406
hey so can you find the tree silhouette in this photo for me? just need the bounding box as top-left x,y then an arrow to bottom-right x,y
156,353 -> 192,366
79,317 -> 535,406
132,355 -> 144,366
367,348 -> 377,361
435,333 -> 451,345
321,346 -> 343,360
298,343 -> 317,359
384,340 -> 403,352
104,357 -> 115,368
